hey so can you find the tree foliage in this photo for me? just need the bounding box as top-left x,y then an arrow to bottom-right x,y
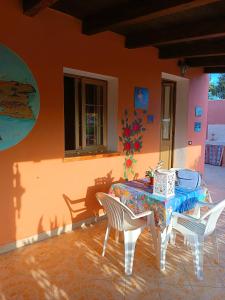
209,74 -> 225,100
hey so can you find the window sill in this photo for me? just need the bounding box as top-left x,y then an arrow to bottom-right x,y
64,151 -> 121,162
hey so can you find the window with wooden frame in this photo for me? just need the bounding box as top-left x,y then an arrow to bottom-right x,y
64,75 -> 107,157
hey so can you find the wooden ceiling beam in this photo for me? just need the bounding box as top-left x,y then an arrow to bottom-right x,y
23,0 -> 59,16
82,0 -> 219,35
126,17 -> 225,48
204,66 -> 225,73
158,38 -> 225,59
185,55 -> 225,67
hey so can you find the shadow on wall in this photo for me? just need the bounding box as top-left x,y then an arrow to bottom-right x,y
0,170 -> 122,251
17,215 -> 68,250
187,143 -> 205,174
13,164 -> 25,219
63,171 -> 124,225
0,162 -> 25,247
37,216 -> 67,237
189,157 -> 203,173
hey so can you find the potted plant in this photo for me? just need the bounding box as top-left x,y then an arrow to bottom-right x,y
145,160 -> 164,185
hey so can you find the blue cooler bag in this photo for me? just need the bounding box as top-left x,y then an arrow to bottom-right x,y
176,169 -> 201,190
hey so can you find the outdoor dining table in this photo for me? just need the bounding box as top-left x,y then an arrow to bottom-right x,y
109,178 -> 206,271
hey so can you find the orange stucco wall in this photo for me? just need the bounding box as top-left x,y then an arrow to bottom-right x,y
208,100 -> 225,124
0,0 -> 208,247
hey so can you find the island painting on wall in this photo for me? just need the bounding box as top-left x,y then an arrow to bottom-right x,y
0,44 -> 40,151
134,87 -> 149,110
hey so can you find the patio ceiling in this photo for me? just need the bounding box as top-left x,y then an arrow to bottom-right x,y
23,0 -> 225,73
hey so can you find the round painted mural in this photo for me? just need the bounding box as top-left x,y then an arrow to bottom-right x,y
0,44 -> 40,151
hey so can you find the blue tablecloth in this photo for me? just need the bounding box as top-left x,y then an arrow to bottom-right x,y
109,179 -> 206,231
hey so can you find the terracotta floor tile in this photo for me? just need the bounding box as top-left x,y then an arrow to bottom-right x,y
192,286 -> 225,300
125,276 -> 160,300
0,273 -> 54,300
184,266 -> 224,288
218,254 -> 225,268
158,266 -> 190,287
216,266 -> 225,287
159,284 -> 195,300
125,286 -> 160,300
77,279 -> 125,300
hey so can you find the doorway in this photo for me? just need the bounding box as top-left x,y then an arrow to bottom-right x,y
160,80 -> 176,169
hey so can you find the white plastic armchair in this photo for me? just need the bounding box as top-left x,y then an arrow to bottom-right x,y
201,178 -> 213,203
191,178 -> 213,219
171,199 -> 225,280
96,192 -> 157,275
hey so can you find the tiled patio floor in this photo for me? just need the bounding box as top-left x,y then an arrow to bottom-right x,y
204,164 -> 225,202
0,166 -> 224,300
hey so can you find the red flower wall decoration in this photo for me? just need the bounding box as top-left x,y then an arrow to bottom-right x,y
123,127 -> 131,137
124,141 -> 132,152
125,158 -> 133,168
132,122 -> 140,132
119,109 -> 146,179
134,141 -> 141,151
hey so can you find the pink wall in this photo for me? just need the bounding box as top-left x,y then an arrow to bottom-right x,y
207,100 -> 225,124
187,75 -> 209,172
0,0 -> 208,247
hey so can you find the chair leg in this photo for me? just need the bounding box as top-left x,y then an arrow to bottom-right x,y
115,230 -> 120,243
156,225 -> 171,271
160,243 -> 167,271
184,235 -> 192,247
102,225 -> 111,257
124,228 -> 142,275
158,228 -> 169,271
211,232 -> 219,264
170,230 -> 176,245
193,236 -> 204,280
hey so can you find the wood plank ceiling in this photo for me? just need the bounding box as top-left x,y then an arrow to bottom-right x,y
23,0 -> 225,73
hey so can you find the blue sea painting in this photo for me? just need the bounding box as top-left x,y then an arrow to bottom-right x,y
195,106 -> 203,117
134,87 -> 149,110
0,44 -> 40,151
194,122 -> 202,132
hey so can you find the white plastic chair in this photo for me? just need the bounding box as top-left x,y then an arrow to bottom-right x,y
170,199 -> 225,280
96,192 -> 157,275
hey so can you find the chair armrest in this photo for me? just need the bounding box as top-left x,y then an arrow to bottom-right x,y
172,212 -> 201,223
196,200 -> 215,208
131,210 -> 153,219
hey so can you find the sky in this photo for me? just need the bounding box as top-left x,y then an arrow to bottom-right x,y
209,73 -> 220,84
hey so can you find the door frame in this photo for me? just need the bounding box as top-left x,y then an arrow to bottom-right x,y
160,79 -> 177,169
161,72 -> 189,169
